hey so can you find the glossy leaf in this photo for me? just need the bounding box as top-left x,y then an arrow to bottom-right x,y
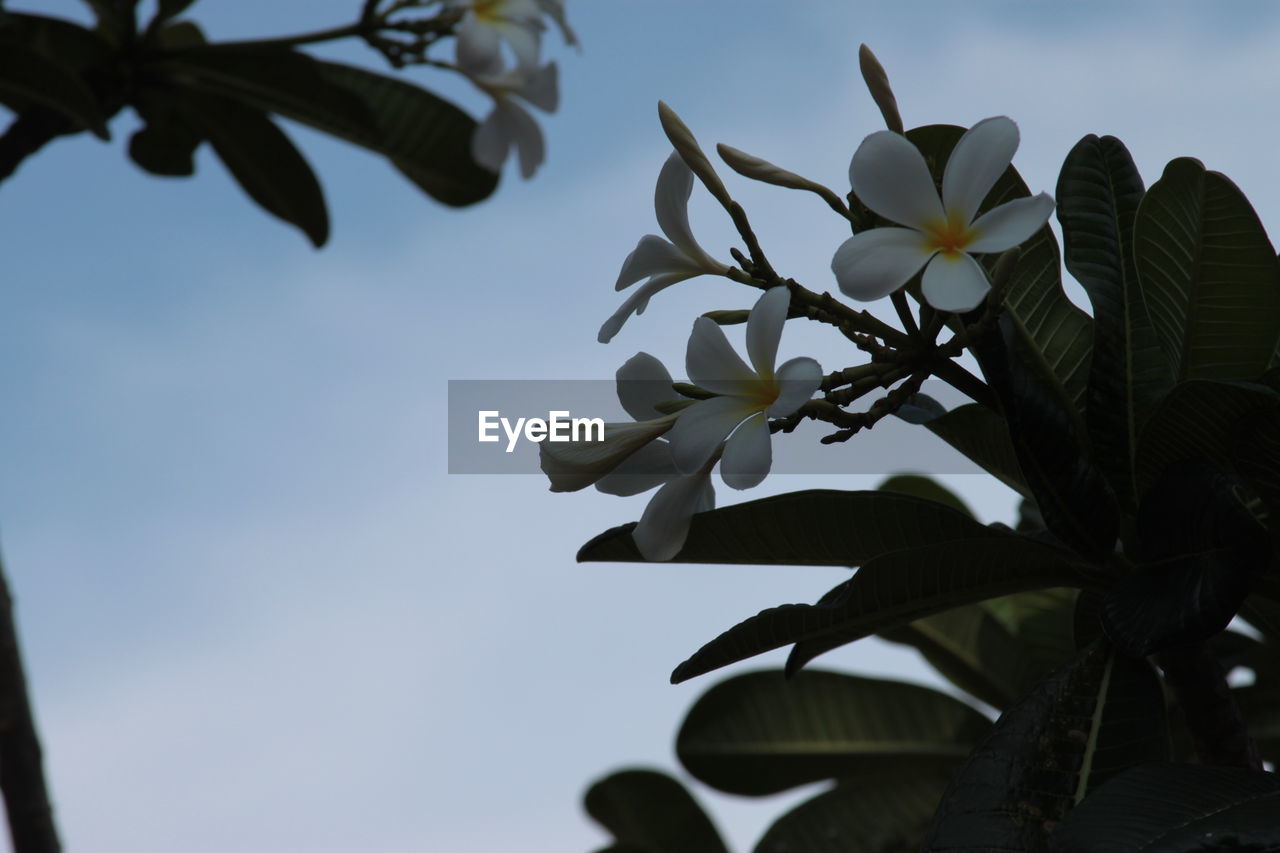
1057,134 -> 1170,511
584,769 -> 728,853
924,644 -> 1169,852
1049,763 -> 1280,853
669,536 -> 1080,683
754,771 -> 952,853
1135,157 -> 1280,382
921,403 -> 1029,497
578,489 -> 996,566
0,42 -> 106,137
676,670 -> 989,796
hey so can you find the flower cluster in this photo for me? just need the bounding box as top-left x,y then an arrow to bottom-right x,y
545,81 -> 1055,560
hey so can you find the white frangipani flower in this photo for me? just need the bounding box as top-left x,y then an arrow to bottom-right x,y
450,0 -> 545,75
539,352 -> 678,492
600,443 -> 717,562
469,61 -> 558,178
830,116 -> 1055,313
598,153 -> 730,343
666,287 -> 823,490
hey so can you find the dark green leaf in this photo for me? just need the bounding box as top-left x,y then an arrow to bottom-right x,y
754,771 -> 952,853
925,644 -> 1169,852
0,42 -> 106,137
1049,763 -> 1280,853
128,89 -> 200,176
584,769 -> 728,853
579,489 -> 996,566
1057,134 -> 1171,511
1134,157 -> 1280,382
922,403 -> 1029,497
669,536 -> 1080,683
676,670 -> 988,796
877,473 -> 974,517
0,12 -> 113,71
154,0 -> 197,26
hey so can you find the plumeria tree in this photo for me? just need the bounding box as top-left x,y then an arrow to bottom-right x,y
545,46 -> 1280,851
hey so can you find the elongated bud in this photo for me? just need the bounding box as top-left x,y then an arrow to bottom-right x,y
717,143 -> 848,214
700,308 -> 751,326
657,101 -> 733,208
858,44 -> 904,134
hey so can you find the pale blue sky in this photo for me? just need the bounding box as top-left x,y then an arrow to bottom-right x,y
3,2 -> 1280,851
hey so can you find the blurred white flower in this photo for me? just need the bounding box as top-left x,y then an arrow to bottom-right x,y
598,153 -> 730,343
450,0 -> 546,74
469,61 -> 558,178
830,116 -> 1054,313
666,287 -> 822,490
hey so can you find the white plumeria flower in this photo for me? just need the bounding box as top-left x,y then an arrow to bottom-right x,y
597,153 -> 730,343
450,0 -> 545,75
830,116 -> 1055,313
598,441 -> 717,562
469,61 -> 558,178
666,287 -> 822,489
539,352 -> 678,492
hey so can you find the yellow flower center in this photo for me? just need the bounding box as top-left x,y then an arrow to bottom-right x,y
473,0 -> 503,21
922,211 -> 977,259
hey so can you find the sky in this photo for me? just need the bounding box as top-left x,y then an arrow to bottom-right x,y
3,1 -> 1280,851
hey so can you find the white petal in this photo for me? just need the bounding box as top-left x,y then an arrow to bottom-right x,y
666,395 -> 757,474
720,412 -> 772,490
500,99 -> 545,179
595,440 -> 678,496
539,417 -> 674,491
694,478 -> 716,513
920,252 -> 991,313
535,0 -> 579,45
470,106 -> 508,172
654,153 -> 715,264
849,130 -> 945,230
767,357 -> 823,417
497,19 -> 542,71
745,287 -> 789,379
456,17 -> 503,74
941,116 -> 1019,225
597,272 -> 693,343
615,235 -> 702,291
632,471 -> 712,561
515,61 -> 558,112
967,192 -> 1055,253
685,317 -> 757,395
831,227 -> 934,303
616,352 -> 675,420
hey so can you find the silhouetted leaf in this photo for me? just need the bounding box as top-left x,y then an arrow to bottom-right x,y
925,644 -> 1168,853
0,42 -> 106,137
676,670 -> 989,796
584,770 -> 728,853
1057,134 -> 1170,511
669,536 -> 1081,683
128,89 -> 200,176
877,473 -> 974,517
1135,157 -> 1280,382
921,402 -> 1029,497
754,772 -> 952,853
579,489 -> 996,566
1049,763 -> 1280,853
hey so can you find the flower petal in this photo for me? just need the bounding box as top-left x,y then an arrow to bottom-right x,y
470,106 -> 509,172
456,17 -> 504,75
941,116 -> 1019,224
768,356 -> 823,417
539,417 -> 675,491
501,99 -> 545,179
515,61 -> 558,112
617,352 -> 676,420
967,192 -> 1055,253
921,252 -> 991,313
496,19 -> 541,71
685,317 -> 757,395
666,395 -> 756,474
831,227 -> 934,303
745,286 -> 789,379
615,235 -> 703,291
535,0 -> 579,46
632,470 -> 712,561
595,439 -> 678,496
849,130 -> 945,230
654,153 -> 720,268
598,272 -> 693,343
720,412 -> 772,490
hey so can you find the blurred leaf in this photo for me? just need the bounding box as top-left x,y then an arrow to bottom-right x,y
924,644 -> 1169,852
0,42 -> 106,137
877,473 -> 974,517
922,402 -> 1029,497
676,670 -> 989,796
154,0 -> 197,26
128,88 -> 200,176
1241,595 -> 1280,641
154,20 -> 205,48
1236,680 -> 1280,766
579,489 -> 996,566
754,771 -> 952,853
909,124 -> 1094,413
0,12 -> 113,71
1057,134 -> 1170,511
584,769 -> 728,853
1048,763 -> 1280,853
1134,157 -> 1280,382
668,536 -> 1081,683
